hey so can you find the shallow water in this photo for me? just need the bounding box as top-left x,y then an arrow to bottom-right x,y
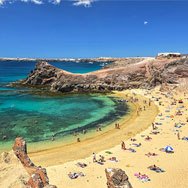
0,61 -> 128,152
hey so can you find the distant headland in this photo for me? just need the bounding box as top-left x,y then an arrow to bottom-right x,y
0,57 -> 117,63
12,56 -> 188,93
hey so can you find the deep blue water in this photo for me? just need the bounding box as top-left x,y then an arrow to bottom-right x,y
0,61 -> 128,148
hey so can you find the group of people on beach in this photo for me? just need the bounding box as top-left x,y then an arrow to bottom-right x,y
92,152 -> 105,163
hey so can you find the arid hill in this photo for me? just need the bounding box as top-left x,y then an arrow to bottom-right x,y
19,57 -> 188,93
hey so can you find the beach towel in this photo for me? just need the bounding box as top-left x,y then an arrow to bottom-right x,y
130,143 -> 141,147
145,153 -> 158,157
156,123 -> 162,125
138,177 -> 151,182
134,174 -> 150,182
149,168 -> 165,173
126,148 -> 136,152
105,151 -> 113,154
170,129 -> 181,132
97,162 -> 104,165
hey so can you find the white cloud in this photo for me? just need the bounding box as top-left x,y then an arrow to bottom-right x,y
72,0 -> 96,7
0,0 -> 61,5
144,21 -> 148,25
49,0 -> 61,4
21,0 -> 43,4
0,0 -> 95,7
0,0 -> 5,5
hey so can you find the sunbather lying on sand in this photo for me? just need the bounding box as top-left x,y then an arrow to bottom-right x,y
134,172 -> 150,182
145,136 -> 152,141
145,152 -> 158,157
176,110 -> 182,115
108,157 -> 118,162
130,138 -> 136,142
148,165 -> 165,173
68,172 -> 85,179
150,131 -> 160,135
125,148 -> 136,152
76,162 -> 87,168
159,148 -> 174,153
130,143 -> 141,147
174,123 -> 181,128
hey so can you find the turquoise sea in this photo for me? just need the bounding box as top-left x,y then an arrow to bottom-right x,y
0,61 -> 129,152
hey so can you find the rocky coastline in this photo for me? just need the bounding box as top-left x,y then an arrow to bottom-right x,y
14,57 -> 188,93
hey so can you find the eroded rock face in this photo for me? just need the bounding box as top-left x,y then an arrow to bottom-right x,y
12,137 -> 57,188
105,168 -> 133,188
18,58 -> 188,93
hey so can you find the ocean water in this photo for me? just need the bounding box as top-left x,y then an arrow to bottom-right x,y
0,61 -> 129,151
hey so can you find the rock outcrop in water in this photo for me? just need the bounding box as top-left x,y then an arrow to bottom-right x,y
12,137 -> 57,188
105,168 -> 133,188
19,57 -> 188,93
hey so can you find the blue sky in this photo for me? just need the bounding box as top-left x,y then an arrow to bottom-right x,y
0,0 -> 188,58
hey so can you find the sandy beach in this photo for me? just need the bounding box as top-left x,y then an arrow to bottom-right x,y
28,90 -> 158,167
1,87 -> 188,188
43,88 -> 188,188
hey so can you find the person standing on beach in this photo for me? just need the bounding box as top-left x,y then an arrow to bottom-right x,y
149,99 -> 151,106
152,123 -> 155,130
121,141 -> 126,150
93,152 -> 97,162
177,132 -> 180,140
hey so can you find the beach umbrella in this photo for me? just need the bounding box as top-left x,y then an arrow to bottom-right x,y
165,146 -> 173,151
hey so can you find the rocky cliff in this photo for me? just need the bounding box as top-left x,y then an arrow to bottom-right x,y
12,137 -> 57,188
105,168 -> 133,188
19,57 -> 188,93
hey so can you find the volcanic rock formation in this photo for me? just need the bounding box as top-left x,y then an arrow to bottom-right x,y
18,57 -> 188,93
12,137 -> 57,188
105,168 -> 133,188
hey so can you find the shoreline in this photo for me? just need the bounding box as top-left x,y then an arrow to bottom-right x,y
28,90 -> 158,167
0,93 -> 130,154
